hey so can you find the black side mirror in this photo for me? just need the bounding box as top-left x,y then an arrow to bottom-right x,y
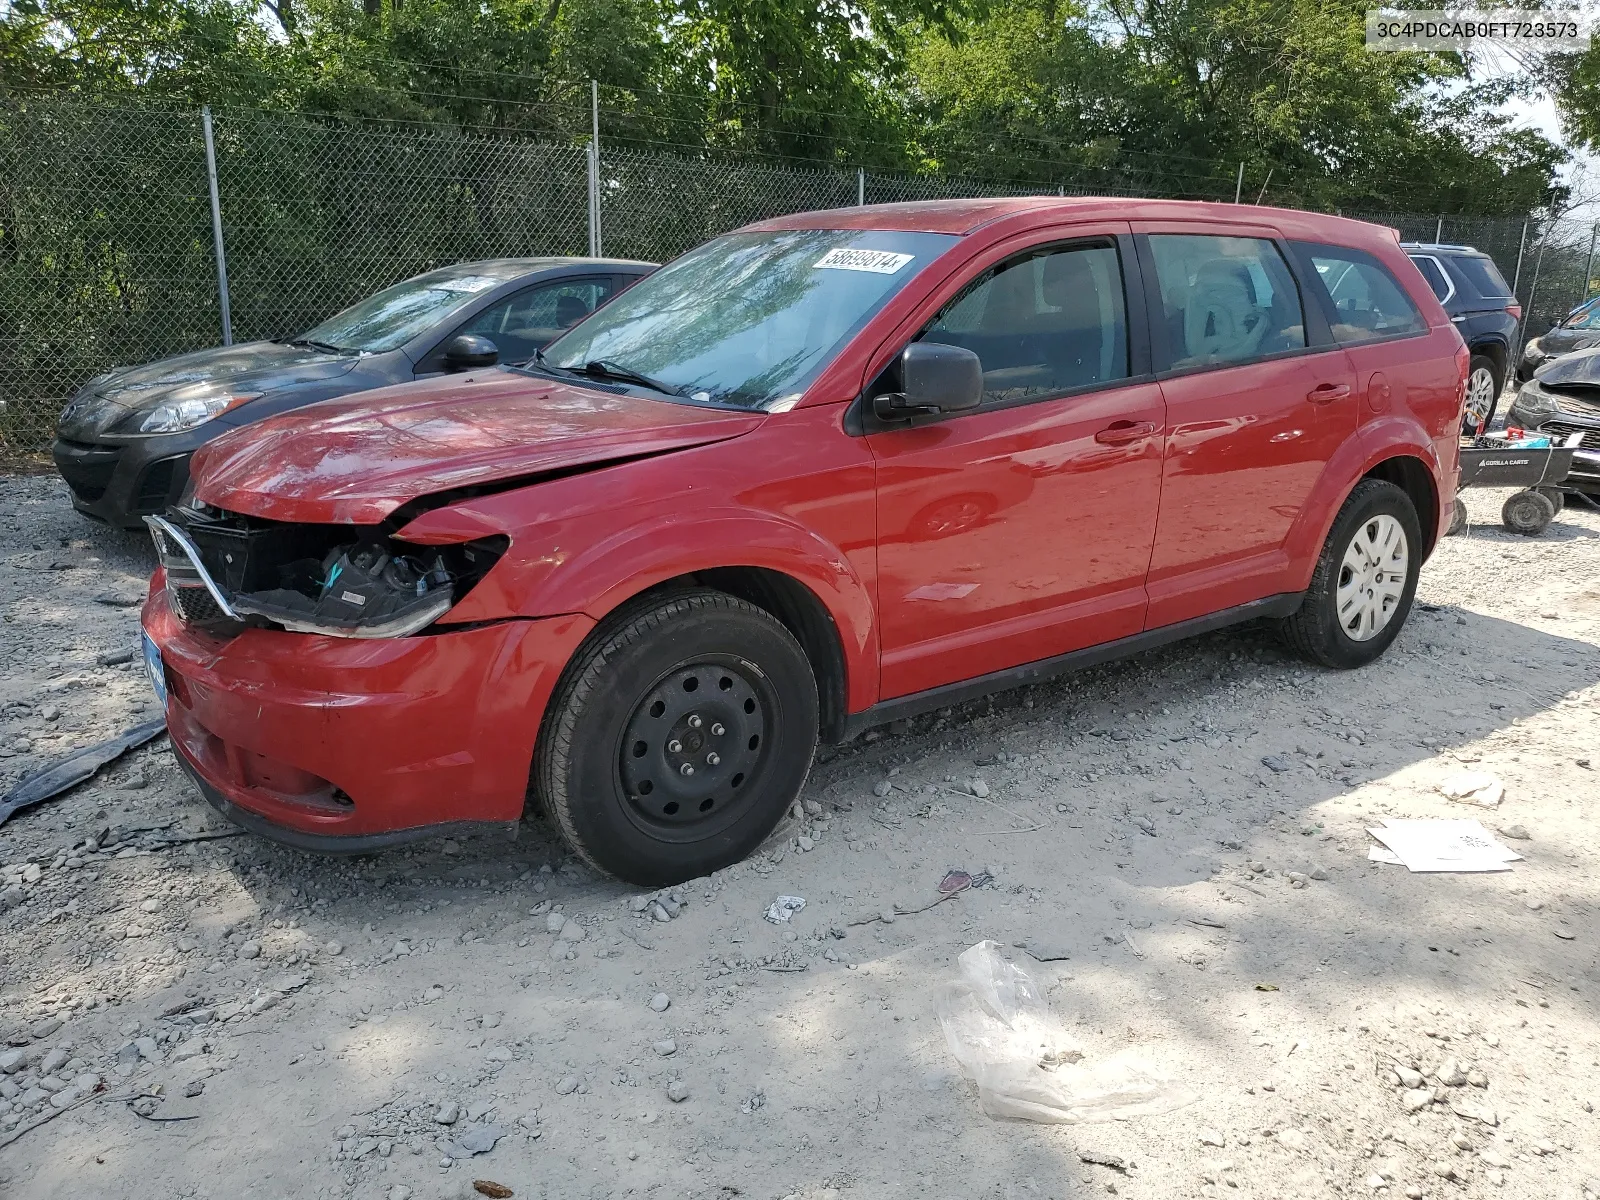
873,342 -> 983,422
444,334 -> 499,370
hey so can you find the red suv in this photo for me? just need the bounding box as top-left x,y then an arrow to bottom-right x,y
140,199 -> 1467,885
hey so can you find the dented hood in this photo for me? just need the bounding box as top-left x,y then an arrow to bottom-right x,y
192,371 -> 765,524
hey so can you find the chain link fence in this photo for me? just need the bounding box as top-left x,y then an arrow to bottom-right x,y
1,94 -> 1591,451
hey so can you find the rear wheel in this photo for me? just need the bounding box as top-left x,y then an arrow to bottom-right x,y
534,589 -> 818,886
1446,496 -> 1468,536
1462,355 -> 1500,435
1535,486 -> 1565,514
1278,479 -> 1421,668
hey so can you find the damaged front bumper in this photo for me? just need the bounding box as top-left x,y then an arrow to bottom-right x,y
143,569 -> 595,847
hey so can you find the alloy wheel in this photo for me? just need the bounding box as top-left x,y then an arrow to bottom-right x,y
1336,514 -> 1409,641
1464,366 -> 1497,428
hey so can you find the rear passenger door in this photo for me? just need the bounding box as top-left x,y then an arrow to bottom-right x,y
1133,226 -> 1357,628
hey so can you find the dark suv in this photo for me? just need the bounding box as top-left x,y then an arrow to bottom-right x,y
1402,243 -> 1522,432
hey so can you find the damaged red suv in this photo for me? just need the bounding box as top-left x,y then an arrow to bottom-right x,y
140,199 -> 1466,885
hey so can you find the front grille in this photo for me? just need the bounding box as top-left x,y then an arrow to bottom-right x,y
169,586 -> 226,625
53,440 -> 121,503
1545,422 -> 1600,450
133,456 -> 183,513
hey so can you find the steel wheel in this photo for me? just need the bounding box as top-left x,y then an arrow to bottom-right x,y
1463,363 -> 1497,432
1336,513 -> 1409,641
619,659 -> 770,837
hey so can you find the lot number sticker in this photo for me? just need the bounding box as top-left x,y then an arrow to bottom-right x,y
814,248 -> 915,274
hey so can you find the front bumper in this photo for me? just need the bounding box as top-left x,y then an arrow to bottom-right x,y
52,435 -> 197,529
1507,392 -> 1600,493
142,572 -> 595,847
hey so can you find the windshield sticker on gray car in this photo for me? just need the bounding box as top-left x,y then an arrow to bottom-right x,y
813,248 -> 915,274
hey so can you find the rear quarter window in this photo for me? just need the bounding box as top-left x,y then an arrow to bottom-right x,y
1295,243 -> 1427,345
1452,255 -> 1512,300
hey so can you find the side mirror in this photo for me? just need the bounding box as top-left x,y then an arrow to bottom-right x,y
444,334 -> 499,370
873,342 -> 983,422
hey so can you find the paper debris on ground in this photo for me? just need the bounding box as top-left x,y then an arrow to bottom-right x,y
1367,818 -> 1522,872
1436,770 -> 1505,808
763,895 -> 807,923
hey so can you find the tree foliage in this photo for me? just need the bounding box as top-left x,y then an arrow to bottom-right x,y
0,0 -> 1568,212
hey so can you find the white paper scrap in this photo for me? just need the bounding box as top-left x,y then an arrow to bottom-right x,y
1437,770 -> 1505,808
1367,818 -> 1522,873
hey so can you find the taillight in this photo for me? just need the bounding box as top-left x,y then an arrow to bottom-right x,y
1506,303 -> 1523,321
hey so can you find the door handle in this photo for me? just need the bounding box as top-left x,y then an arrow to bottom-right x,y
1306,382 -> 1351,404
1094,420 -> 1158,445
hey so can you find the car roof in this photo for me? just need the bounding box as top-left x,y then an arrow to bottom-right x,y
410,257 -> 656,284
741,197 -> 1404,247
1399,242 -> 1488,258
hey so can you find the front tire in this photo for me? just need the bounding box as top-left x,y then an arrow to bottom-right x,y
1502,489 -> 1555,536
534,589 -> 818,886
1279,479 -> 1421,668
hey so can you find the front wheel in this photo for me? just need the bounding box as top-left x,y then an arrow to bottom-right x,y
1278,479 -> 1421,668
534,589 -> 818,886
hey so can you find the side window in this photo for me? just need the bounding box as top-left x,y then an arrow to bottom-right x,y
1408,255 -> 1452,302
460,277 -> 615,363
1147,234 -> 1306,369
1302,245 -> 1427,344
920,242 -> 1128,405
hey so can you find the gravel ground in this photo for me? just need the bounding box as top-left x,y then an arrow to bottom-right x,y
0,471 -> 1596,1200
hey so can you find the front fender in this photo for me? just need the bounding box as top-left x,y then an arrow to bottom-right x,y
1282,417 -> 1446,589
403,504 -> 880,714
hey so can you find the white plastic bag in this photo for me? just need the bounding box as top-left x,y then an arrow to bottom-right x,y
934,940 -> 1196,1123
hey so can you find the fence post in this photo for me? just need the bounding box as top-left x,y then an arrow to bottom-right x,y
1234,162 -> 1244,204
201,106 -> 233,347
857,168 -> 865,207
587,81 -> 602,257
1583,221 -> 1599,303
1434,216 -> 1443,243
1509,219 -> 1530,299
1516,227 -> 1552,364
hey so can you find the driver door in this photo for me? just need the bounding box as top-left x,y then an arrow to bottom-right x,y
866,230 -> 1166,700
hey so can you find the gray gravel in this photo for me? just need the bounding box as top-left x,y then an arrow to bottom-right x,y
0,471 -> 1597,1199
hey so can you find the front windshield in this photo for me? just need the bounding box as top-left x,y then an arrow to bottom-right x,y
543,229 -> 958,409
297,272 -> 505,354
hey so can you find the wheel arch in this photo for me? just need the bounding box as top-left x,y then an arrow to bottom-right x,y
1466,338 -> 1508,388
1361,454 -> 1440,559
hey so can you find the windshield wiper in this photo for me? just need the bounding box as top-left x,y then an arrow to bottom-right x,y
579,359 -> 683,397
284,337 -> 354,355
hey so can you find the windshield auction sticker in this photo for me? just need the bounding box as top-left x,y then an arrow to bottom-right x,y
814,249 -> 916,274
433,277 -> 498,293
1365,8 -> 1589,50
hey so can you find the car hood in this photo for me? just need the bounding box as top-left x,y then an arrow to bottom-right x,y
59,342 -> 360,437
192,371 -> 766,524
1535,346 -> 1600,392
1535,328 -> 1600,358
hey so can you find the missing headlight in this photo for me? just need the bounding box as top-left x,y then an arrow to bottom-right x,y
149,507 -> 506,639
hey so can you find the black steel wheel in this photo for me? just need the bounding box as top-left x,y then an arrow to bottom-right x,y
534,588 -> 818,886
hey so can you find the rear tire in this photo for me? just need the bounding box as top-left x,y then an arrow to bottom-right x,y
1446,496 -> 1468,536
1463,355 -> 1500,435
534,588 -> 818,886
1279,479 -> 1421,669
1502,489 -> 1555,536
1535,486 -> 1565,514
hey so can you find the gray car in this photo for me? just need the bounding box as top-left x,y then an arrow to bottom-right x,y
1506,347 -> 1600,498
52,257 -> 655,528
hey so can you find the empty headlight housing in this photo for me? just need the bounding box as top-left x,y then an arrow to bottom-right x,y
146,506 -> 507,639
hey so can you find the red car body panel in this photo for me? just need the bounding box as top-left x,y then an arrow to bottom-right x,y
144,198 -> 1468,849
147,568 -> 594,837
191,373 -> 764,525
